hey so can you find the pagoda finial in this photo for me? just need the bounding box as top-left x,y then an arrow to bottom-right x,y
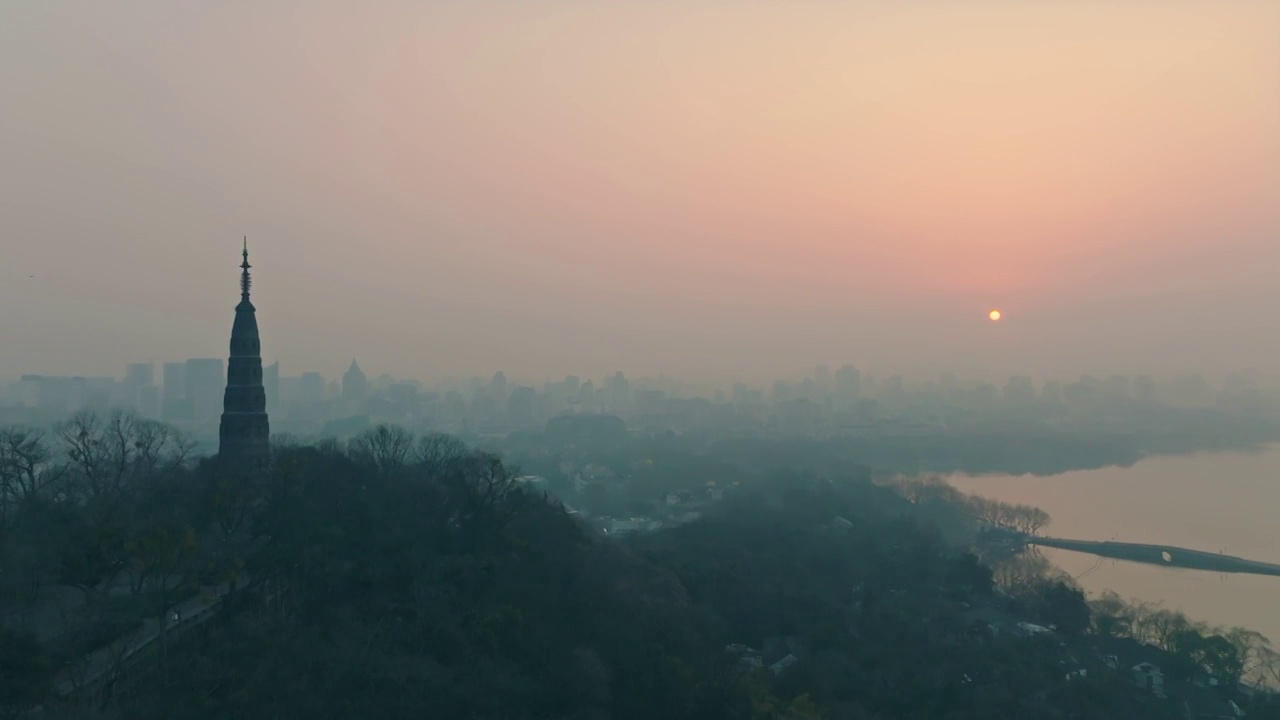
240,236 -> 252,299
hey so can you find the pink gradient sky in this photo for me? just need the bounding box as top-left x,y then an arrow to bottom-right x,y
2,1 -> 1278,383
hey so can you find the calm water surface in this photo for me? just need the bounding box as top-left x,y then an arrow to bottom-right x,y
948,445 -> 1280,644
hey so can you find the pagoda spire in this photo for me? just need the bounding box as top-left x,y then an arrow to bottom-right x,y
240,236 -> 252,301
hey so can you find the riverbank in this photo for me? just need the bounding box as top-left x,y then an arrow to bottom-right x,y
949,445 -> 1280,656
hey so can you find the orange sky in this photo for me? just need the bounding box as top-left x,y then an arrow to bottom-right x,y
2,1 -> 1278,382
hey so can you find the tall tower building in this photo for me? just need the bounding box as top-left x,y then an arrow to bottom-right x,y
340,358 -> 371,409
342,360 -> 368,405
162,362 -> 189,420
123,362 -> 155,412
263,361 -> 280,414
185,359 -> 225,420
218,239 -> 271,469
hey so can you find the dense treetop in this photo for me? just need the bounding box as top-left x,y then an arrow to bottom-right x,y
1,413 -> 1278,719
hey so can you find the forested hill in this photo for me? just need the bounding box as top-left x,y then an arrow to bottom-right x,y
3,418 -> 1279,718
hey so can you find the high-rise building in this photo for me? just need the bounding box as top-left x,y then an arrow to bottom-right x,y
20,375 -> 85,414
125,362 -> 154,387
607,371 -> 631,414
218,239 -> 271,470
123,362 -> 155,413
161,361 -> 189,420
137,384 -> 161,418
185,358 -> 224,421
342,360 -> 368,405
834,364 -> 862,407
16,376 -> 39,407
162,362 -> 186,401
264,361 -> 280,414
82,377 -> 117,412
298,372 -> 325,406
278,376 -> 300,408
507,386 -> 536,428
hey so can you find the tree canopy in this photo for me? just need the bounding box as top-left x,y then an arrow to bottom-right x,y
0,415 -> 1274,719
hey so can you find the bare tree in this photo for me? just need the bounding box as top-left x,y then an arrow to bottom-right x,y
1089,590 -> 1134,638
55,411 -> 194,502
1128,605 -> 1202,652
0,427 -> 58,525
878,474 -> 1053,539
466,451 -> 517,512
1251,644 -> 1280,688
882,474 -> 965,507
349,425 -> 415,476
440,451 -> 517,529
1024,507 -> 1051,535
1099,593 -> 1280,688
43,413 -> 193,613
414,432 -> 469,472
1209,627 -> 1280,689
990,552 -> 1068,594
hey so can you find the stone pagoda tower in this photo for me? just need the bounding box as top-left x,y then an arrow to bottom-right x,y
218,238 -> 270,469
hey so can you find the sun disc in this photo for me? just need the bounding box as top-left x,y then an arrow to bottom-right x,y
988,309 -> 1002,321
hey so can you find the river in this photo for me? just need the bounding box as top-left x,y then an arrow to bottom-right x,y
948,445 -> 1280,645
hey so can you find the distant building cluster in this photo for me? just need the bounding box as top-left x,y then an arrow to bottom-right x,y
5,360 -> 1279,460
11,357 -> 273,426
3,245 -> 1280,455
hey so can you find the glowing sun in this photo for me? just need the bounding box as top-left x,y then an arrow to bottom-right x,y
988,309 -> 1002,321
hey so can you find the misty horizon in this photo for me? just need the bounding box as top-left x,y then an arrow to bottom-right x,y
3,1 -> 1278,384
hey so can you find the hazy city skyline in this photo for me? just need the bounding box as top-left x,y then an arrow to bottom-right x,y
3,1 -> 1278,383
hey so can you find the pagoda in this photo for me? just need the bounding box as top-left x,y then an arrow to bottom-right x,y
218,238 -> 270,469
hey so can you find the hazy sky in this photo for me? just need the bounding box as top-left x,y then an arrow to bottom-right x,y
3,1 -> 1278,384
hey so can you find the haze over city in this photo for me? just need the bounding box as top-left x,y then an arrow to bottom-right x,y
9,2 -> 1280,719
3,0 -> 1279,383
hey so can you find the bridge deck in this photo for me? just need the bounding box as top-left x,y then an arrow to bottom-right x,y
1025,536 -> 1280,578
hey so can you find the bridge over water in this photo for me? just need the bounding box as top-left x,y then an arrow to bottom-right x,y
1021,536 -> 1280,578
